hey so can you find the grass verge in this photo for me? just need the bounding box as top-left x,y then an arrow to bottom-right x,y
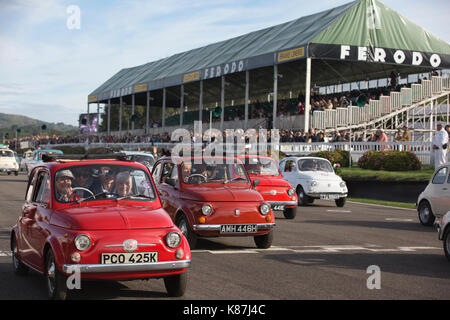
339,167 -> 434,182
347,197 -> 416,209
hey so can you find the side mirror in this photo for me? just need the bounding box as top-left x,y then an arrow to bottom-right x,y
253,179 -> 260,188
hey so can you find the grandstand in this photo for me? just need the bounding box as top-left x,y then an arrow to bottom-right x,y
87,0 -> 450,141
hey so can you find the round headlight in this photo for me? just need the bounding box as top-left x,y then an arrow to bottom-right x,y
310,180 -> 318,187
260,203 -> 270,215
166,231 -> 182,248
287,188 -> 295,196
74,234 -> 91,251
201,204 -> 213,216
340,181 -> 346,188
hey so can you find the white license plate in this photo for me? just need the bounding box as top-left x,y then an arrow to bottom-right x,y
272,205 -> 285,211
101,252 -> 158,264
320,195 -> 340,200
220,224 -> 257,234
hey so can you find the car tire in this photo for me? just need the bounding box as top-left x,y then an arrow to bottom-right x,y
443,228 -> 450,262
14,171 -> 18,176
11,235 -> 28,276
335,197 -> 346,207
418,201 -> 435,226
283,207 -> 298,219
254,231 -> 273,249
164,272 -> 187,297
176,214 -> 197,249
45,250 -> 68,300
297,186 -> 310,206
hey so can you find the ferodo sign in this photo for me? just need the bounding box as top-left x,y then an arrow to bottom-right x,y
309,43 -> 450,68
202,59 -> 246,80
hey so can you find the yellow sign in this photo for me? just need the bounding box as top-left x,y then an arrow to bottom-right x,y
88,95 -> 98,103
277,47 -> 305,63
133,83 -> 148,92
183,71 -> 200,83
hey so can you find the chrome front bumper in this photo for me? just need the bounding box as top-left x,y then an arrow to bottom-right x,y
193,223 -> 276,231
267,201 -> 297,207
63,259 -> 191,274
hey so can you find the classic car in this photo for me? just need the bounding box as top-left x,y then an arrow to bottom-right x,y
0,146 -> 19,175
20,149 -> 33,172
152,156 -> 275,249
416,162 -> 450,226
436,211 -> 450,261
279,156 -> 348,207
239,155 -> 298,219
122,151 -> 156,171
25,149 -> 64,176
11,155 -> 191,299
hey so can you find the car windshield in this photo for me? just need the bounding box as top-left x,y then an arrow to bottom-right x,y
243,157 -> 279,176
298,159 -> 333,172
54,164 -> 156,203
39,151 -> 63,160
181,159 -> 249,185
0,150 -> 13,157
129,155 -> 155,167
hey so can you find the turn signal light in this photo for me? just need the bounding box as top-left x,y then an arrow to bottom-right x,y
266,215 -> 272,222
199,216 -> 206,224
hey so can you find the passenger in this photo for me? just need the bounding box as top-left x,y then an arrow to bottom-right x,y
182,162 -> 192,183
115,172 -> 133,197
73,167 -> 94,198
55,170 -> 79,203
92,166 -> 116,194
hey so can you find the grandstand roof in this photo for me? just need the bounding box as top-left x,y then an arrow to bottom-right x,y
89,0 -> 450,103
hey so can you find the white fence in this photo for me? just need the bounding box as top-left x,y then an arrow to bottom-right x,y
41,141 -> 438,166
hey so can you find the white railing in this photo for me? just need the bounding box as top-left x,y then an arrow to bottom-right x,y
40,141 -> 436,166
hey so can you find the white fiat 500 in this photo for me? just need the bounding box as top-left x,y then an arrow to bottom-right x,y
0,147 -> 19,176
279,157 -> 348,207
416,162 -> 450,226
436,211 -> 450,261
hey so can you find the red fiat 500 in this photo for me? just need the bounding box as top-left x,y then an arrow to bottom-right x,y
152,156 -> 275,249
10,156 -> 191,299
239,155 -> 299,219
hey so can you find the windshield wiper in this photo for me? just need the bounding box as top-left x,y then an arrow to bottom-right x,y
223,177 -> 247,184
117,194 -> 154,201
77,192 -> 119,203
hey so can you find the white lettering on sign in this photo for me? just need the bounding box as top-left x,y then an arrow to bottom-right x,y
203,60 -> 245,80
339,45 -> 442,67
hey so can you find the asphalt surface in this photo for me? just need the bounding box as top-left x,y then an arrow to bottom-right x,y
0,172 -> 449,300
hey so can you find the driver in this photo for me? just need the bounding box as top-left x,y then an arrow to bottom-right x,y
182,162 -> 192,183
73,167 -> 94,198
55,169 -> 79,203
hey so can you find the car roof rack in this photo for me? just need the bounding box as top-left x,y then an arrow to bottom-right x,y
42,153 -> 129,162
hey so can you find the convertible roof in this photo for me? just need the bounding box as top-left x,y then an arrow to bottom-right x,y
89,0 -> 450,103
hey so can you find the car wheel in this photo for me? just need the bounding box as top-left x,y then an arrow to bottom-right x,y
7,172 -> 11,175
418,201 -> 435,226
164,272 -> 187,297
14,171 -> 18,176
297,186 -> 310,206
176,214 -> 197,249
11,235 -> 28,276
254,231 -> 273,249
45,250 -> 68,300
335,197 -> 346,207
283,207 -> 298,219
444,228 -> 450,262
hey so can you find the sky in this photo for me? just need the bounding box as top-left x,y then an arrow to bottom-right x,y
0,0 -> 449,126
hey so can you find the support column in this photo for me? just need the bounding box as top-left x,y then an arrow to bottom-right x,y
220,76 -> 225,131
107,99 -> 111,136
87,102 -> 90,135
199,80 -> 203,124
303,57 -> 312,131
119,96 -> 123,137
131,93 -> 135,131
273,64 -> 278,130
162,88 -> 166,129
97,102 -> 100,136
180,85 -> 184,127
245,70 -> 249,130
146,91 -> 150,133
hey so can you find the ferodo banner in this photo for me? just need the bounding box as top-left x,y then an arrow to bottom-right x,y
309,43 -> 450,68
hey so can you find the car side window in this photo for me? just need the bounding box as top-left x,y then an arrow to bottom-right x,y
152,163 -> 162,185
170,163 -> 179,183
284,160 -> 296,172
432,167 -> 448,184
161,162 -> 174,183
26,170 -> 38,202
35,172 -> 50,204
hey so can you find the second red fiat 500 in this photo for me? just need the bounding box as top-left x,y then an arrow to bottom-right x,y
152,156 -> 275,249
